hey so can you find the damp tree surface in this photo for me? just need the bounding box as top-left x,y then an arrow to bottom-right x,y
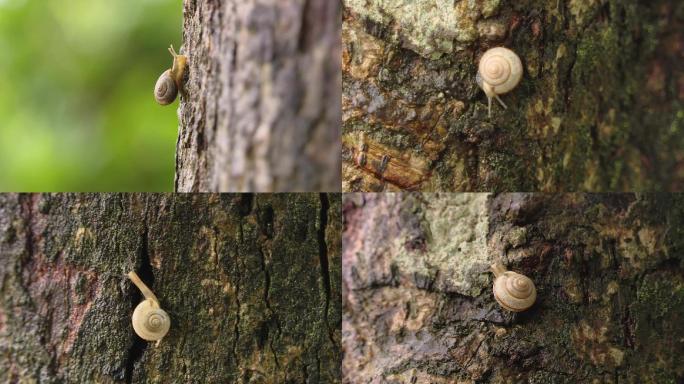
175,0 -> 341,192
0,193 -> 341,383
343,193 -> 684,382
342,1 -> 684,191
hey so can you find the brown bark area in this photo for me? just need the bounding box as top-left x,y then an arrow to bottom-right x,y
176,0 -> 342,192
342,1 -> 684,192
0,193 -> 341,383
343,193 -> 684,383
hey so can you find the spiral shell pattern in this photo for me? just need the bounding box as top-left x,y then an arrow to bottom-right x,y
132,300 -> 171,341
478,47 -> 523,95
154,70 -> 177,105
493,271 -> 536,312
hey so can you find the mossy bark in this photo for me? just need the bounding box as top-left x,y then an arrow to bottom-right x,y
343,193 -> 684,382
0,193 -> 341,383
342,1 -> 684,192
176,0 -> 342,192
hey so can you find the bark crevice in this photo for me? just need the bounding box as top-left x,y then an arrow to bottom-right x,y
124,221 -> 154,383
19,194 -> 38,265
318,193 -> 335,345
232,220 -> 243,370
0,194 -> 342,383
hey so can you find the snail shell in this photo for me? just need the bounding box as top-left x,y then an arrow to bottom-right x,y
478,47 -> 522,94
477,47 -> 523,117
154,45 -> 187,105
128,271 -> 170,342
131,299 -> 171,341
154,70 -> 177,105
490,263 -> 536,312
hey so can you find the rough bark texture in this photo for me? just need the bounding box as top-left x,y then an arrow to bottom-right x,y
0,193 -> 341,383
343,193 -> 684,383
342,1 -> 684,192
176,0 -> 341,192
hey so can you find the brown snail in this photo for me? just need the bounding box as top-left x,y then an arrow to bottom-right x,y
154,45 -> 187,105
128,271 -> 170,343
476,47 -> 523,117
490,263 -> 536,312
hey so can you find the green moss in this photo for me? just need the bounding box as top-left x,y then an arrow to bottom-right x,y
636,275 -> 684,320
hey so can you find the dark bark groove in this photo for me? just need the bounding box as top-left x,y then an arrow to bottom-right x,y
0,193 -> 341,383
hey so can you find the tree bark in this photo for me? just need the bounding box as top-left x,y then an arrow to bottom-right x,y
342,193 -> 684,382
342,1 -> 684,192
0,193 -> 341,383
176,0 -> 342,192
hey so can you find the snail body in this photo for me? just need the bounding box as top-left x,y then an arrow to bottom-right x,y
128,271 -> 170,342
490,263 -> 536,312
476,47 -> 523,117
154,45 -> 187,105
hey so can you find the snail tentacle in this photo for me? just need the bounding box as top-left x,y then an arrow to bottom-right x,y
495,94 -> 507,109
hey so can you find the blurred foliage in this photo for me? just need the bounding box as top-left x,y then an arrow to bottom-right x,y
0,0 -> 182,191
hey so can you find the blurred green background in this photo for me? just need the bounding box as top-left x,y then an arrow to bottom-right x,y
0,0 -> 182,191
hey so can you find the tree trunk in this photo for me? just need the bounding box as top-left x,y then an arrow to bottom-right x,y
342,1 -> 684,192
176,0 -> 342,192
342,193 -> 684,382
0,193 -> 341,383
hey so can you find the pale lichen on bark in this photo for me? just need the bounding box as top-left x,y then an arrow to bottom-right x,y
342,0 -> 684,191
343,193 -> 684,383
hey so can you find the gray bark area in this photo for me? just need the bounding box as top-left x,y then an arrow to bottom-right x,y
176,0 -> 342,192
0,193 -> 341,383
343,193 -> 684,383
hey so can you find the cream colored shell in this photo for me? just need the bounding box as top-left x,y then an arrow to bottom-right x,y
490,264 -> 536,312
478,47 -> 523,95
127,271 -> 170,342
477,47 -> 523,117
132,299 -> 170,341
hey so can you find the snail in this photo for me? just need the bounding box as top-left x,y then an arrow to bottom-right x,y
476,47 -> 523,118
490,263 -> 536,312
154,45 -> 187,105
128,271 -> 170,343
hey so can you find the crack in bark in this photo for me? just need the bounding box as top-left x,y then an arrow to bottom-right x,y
254,199 -> 282,369
318,193 -> 335,346
462,337 -> 486,371
232,221 -> 243,370
316,354 -> 321,382
19,194 -> 37,265
124,210 -> 154,384
258,246 -> 282,369
302,361 -> 309,382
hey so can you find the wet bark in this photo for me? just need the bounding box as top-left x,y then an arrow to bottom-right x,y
342,1 -> 684,192
343,193 -> 684,383
176,0 -> 342,192
0,193 -> 341,383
